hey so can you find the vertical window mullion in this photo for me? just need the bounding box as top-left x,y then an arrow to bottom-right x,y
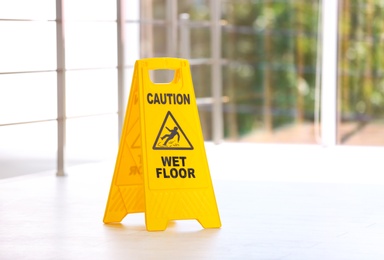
211,0 -> 223,144
166,0 -> 177,58
56,0 -> 67,176
117,0 -> 125,140
321,0 -> 339,146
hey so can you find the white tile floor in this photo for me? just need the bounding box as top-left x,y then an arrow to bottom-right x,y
1,143 -> 384,259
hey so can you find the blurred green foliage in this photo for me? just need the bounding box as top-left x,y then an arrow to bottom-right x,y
152,0 -> 384,140
221,1 -> 320,138
339,0 -> 384,122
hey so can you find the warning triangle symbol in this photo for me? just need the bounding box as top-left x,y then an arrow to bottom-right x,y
153,111 -> 193,150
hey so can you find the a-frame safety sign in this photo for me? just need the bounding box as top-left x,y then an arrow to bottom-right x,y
103,58 -> 221,231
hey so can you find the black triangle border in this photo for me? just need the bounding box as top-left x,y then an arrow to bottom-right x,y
152,111 -> 194,150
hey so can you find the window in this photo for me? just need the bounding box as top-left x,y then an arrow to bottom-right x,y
1,0 -> 383,179
338,0 -> 384,146
0,1 -> 57,177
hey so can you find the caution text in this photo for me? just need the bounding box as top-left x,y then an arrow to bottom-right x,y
147,93 -> 190,105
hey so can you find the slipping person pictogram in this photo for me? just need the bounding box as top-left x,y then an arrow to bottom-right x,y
153,111 -> 193,150
161,126 -> 180,146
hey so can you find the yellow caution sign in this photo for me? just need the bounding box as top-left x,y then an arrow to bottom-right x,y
103,58 -> 221,231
